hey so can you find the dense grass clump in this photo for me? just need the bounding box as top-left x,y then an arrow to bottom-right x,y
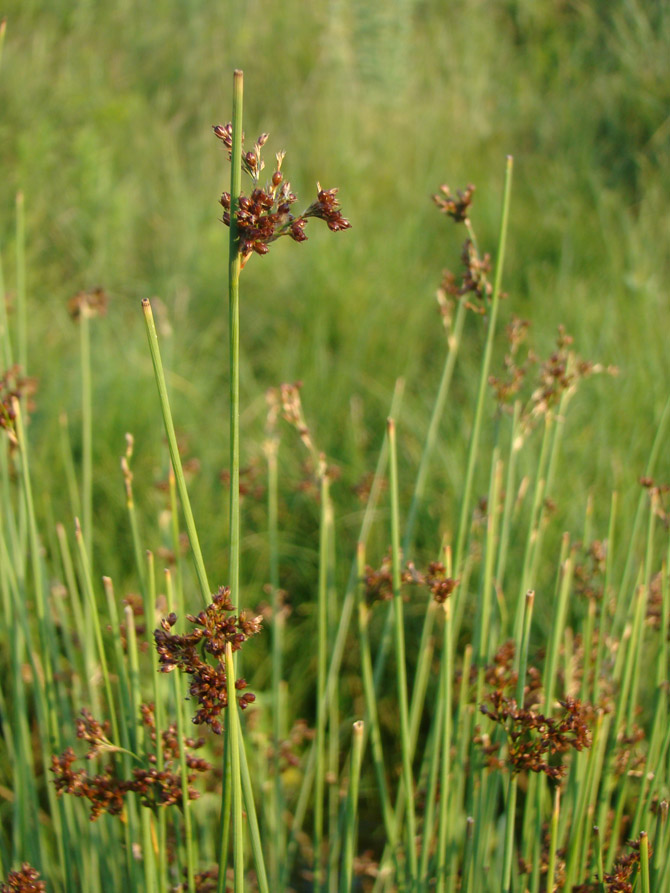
1,5 -> 670,891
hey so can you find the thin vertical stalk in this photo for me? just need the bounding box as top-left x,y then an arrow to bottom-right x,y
435,599 -> 454,892
388,417 -> 418,882
454,156 -> 513,575
226,643 -> 244,893
74,519 -> 120,746
593,826 -> 606,893
404,297 -> 467,549
164,569 -> 196,893
80,307 -> 93,563
228,68 -> 243,611
545,789 -> 561,893
314,462 -> 331,888
58,414 -> 82,525
340,721 -> 364,892
264,435 -> 283,891
282,381 -> 404,887
126,606 -> 157,893
0,241 -> 14,368
15,191 -> 27,373
237,726 -> 270,893
639,831 -> 650,893
502,590 -> 534,893
142,298 -> 210,606
356,543 -> 399,876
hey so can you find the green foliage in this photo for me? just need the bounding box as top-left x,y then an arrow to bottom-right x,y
1,2 -> 670,890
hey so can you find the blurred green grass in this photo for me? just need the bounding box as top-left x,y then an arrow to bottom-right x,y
1,0 -> 670,603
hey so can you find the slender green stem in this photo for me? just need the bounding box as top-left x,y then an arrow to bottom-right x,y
314,461 -> 330,889
435,599 -> 454,893
142,298 -> 210,606
388,417 -> 418,883
74,519 -> 120,747
454,156 -> 513,575
356,544 -> 397,855
237,725 -> 270,893
282,381 -> 404,887
15,191 -> 26,373
0,238 -> 14,368
502,590 -> 534,893
228,69 -> 243,613
546,788 -> 561,893
639,831 -> 650,893
264,434 -> 283,890
80,307 -> 93,563
341,721 -> 364,893
404,297 -> 466,551
164,570 -> 196,893
226,643 -> 244,893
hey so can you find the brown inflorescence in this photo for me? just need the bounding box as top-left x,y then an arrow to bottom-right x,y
489,323 -> 617,433
423,561 -> 459,604
0,864 -> 46,892
213,124 -> 350,268
432,183 -> 475,224
480,692 -> 592,780
573,835 -> 651,892
153,586 -> 262,734
0,366 -> 38,444
574,540 -> 607,602
51,705 -> 212,821
438,239 -> 494,314
67,287 -> 108,321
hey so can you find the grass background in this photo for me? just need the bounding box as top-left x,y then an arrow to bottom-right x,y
1,0 -> 670,634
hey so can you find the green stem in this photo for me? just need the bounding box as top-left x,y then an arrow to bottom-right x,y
228,69 -> 243,613
142,298 -> 210,606
265,435 -> 283,890
15,191 -> 27,373
502,590 -> 534,893
388,417 -> 418,882
639,831 -> 650,893
226,643 -> 244,893
454,156 -> 513,575
314,461 -> 330,888
341,722 -> 364,892
80,308 -> 93,563
164,570 -> 196,893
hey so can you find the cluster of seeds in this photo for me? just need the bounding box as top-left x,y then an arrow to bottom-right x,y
154,585 -> 262,734
51,705 -> 211,821
213,124 -> 350,267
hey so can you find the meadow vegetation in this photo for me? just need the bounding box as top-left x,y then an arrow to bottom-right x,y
1,2 -> 670,890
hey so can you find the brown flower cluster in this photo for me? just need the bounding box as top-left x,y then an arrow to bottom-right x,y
362,554 -> 421,605
67,287 -> 108,321
489,323 -> 617,429
0,365 -> 37,443
51,705 -> 211,820
220,458 -> 266,501
432,183 -> 475,224
266,381 -> 312,450
213,124 -> 350,267
362,555 -> 458,606
640,476 -> 670,528
612,722 -> 646,778
573,835 -> 651,892
419,561 -> 459,604
438,239 -> 493,314
268,719 -> 316,773
574,540 -> 607,601
480,693 -> 592,780
154,586 -> 262,734
174,867 -> 219,893
0,864 -> 46,893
